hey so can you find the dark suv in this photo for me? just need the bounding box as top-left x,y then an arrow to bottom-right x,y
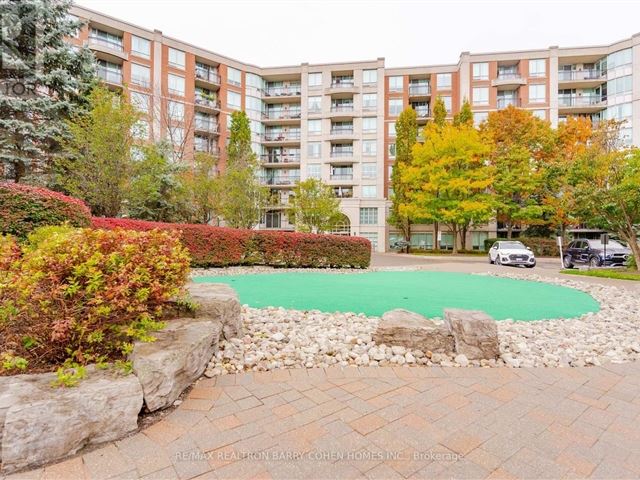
563,239 -> 632,268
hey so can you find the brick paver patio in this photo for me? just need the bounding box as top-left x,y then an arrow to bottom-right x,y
7,362 -> 640,480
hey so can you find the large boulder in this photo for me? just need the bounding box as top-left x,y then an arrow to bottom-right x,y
374,309 -> 455,353
130,318 -> 222,412
188,282 -> 242,340
444,308 -> 499,360
0,368 -> 142,474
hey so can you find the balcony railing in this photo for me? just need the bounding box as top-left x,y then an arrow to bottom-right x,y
195,95 -> 221,110
330,105 -> 354,113
333,189 -> 353,198
194,120 -> 219,133
261,153 -> 301,164
496,97 -> 520,109
194,142 -> 220,155
195,67 -> 221,85
262,131 -> 301,142
330,174 -> 353,181
262,109 -> 302,120
96,66 -> 123,85
414,107 -> 430,118
409,84 -> 430,95
558,94 -> 604,107
263,86 -> 302,97
497,71 -> 521,80
330,150 -> 354,158
330,79 -> 355,88
131,75 -> 151,88
558,69 -> 604,82
330,127 -> 354,136
88,35 -> 124,52
259,175 -> 301,186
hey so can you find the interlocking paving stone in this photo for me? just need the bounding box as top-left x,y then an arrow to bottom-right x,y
10,363 -> 640,480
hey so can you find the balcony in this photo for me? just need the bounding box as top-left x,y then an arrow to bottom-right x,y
262,131 -> 301,144
558,94 -> 606,114
194,141 -> 220,156
333,188 -> 353,198
259,174 -> 301,186
195,67 -> 221,89
330,150 -> 354,158
87,35 -> 128,61
194,95 -> 221,112
413,107 -> 430,119
492,72 -> 526,89
558,69 -> 605,89
261,153 -> 301,166
327,78 -> 358,95
329,104 -> 356,118
263,85 -> 301,98
96,66 -> 123,87
261,109 -> 301,125
408,84 -> 431,97
496,97 -> 520,109
330,126 -> 354,140
330,173 -> 354,181
194,120 -> 219,134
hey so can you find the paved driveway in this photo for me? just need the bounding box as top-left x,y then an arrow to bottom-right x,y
14,363 -> 640,480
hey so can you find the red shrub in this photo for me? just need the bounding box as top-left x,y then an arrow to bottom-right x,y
92,217 -> 371,268
0,183 -> 92,238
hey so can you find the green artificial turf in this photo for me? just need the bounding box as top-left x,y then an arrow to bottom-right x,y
193,271 -> 600,321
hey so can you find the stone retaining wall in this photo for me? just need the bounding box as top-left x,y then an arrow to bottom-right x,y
0,283 -> 240,474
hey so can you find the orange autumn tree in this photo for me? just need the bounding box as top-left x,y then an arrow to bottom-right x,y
480,106 -> 557,238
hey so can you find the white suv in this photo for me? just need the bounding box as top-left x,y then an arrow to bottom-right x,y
489,241 -> 536,268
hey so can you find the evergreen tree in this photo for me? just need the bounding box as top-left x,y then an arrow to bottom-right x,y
389,107 -> 418,249
0,0 -> 96,182
454,99 -> 473,127
432,96 -> 447,127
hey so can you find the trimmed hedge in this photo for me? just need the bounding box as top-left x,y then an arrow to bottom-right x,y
0,183 -> 92,238
484,237 -> 559,257
91,218 -> 371,268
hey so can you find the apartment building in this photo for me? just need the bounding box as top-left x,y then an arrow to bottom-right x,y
70,5 -> 640,252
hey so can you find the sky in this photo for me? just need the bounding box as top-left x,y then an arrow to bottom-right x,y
76,0 -> 640,68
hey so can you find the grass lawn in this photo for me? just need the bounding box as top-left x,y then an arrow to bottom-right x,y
194,271 -> 599,321
561,268 -> 640,281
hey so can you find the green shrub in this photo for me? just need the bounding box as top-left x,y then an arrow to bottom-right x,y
0,183 -> 92,238
0,227 -> 190,375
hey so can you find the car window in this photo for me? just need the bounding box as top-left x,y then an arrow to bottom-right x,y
501,241 -> 525,249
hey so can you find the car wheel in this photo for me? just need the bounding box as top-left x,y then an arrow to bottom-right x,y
488,255 -> 494,264
496,256 -> 502,266
589,256 -> 601,268
526,262 -> 536,269
563,255 -> 573,269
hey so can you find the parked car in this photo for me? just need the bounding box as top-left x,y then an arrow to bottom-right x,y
488,241 -> 536,268
563,239 -> 632,268
390,239 -> 410,250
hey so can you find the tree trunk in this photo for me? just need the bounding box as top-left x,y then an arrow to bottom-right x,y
434,222 -> 439,250
460,225 -> 468,251
627,230 -> 640,272
404,220 -> 411,253
451,225 -> 458,255
507,223 -> 513,239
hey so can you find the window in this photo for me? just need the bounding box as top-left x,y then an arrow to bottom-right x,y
608,75 -> 632,96
472,87 -> 489,106
532,109 -> 546,120
362,117 -> 376,133
363,93 -> 377,110
362,140 -> 377,156
168,48 -> 185,69
245,73 -> 262,90
362,163 -> 377,179
363,69 -> 377,84
362,185 -> 377,198
307,119 -> 321,135
388,76 -> 403,92
130,91 -> 149,112
437,73 -> 452,89
607,49 -> 632,69
227,91 -> 241,110
529,84 -> 546,103
388,143 -> 396,158
442,96 -> 452,112
227,67 -> 241,86
167,74 -> 185,96
131,36 -> 150,58
472,63 -> 488,80
388,122 -> 396,137
529,59 -> 546,77
409,232 -> 433,250
245,96 -> 262,112
131,146 -> 144,162
167,100 -> 184,122
308,72 -> 322,87
307,163 -> 321,179
440,232 -> 454,250
473,111 -> 488,126
388,98 -> 403,116
359,232 -> 378,249
307,142 -> 321,158
131,63 -> 150,88
308,96 -> 322,113
169,126 -> 184,145
359,208 -> 378,225
132,120 -> 149,140
471,232 -> 489,251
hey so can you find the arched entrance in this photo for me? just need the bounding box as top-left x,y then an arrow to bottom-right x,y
330,213 -> 351,235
